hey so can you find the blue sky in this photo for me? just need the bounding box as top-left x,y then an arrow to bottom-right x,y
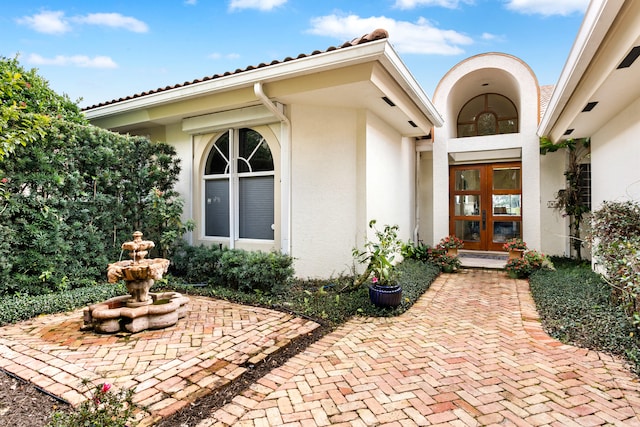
2,0 -> 590,108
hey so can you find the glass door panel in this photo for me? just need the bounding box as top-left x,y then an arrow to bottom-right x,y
455,220 -> 481,242
454,195 -> 480,216
450,162 -> 522,251
455,169 -> 481,191
492,194 -> 521,216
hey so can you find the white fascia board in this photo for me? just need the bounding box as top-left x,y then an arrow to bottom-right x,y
538,0 -> 624,141
378,44 -> 444,128
85,40 -> 394,120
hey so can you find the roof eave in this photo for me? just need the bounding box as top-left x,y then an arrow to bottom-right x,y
84,38 -> 442,130
538,0 -> 624,142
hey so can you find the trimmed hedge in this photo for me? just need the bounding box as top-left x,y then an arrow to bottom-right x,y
0,283 -> 126,326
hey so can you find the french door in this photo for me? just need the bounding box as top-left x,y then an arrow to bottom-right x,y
449,162 -> 522,251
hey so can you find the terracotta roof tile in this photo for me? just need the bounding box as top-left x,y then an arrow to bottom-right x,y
83,29 -> 389,111
539,84 -> 555,118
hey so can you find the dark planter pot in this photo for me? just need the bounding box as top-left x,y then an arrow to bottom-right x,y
369,284 -> 402,308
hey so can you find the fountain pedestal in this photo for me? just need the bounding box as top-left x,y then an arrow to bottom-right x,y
82,231 -> 188,334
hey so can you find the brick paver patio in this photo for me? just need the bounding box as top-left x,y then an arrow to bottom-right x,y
0,270 -> 639,426
200,270 -> 640,426
0,296 -> 320,425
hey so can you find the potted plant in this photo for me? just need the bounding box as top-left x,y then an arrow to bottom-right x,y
503,238 -> 527,259
505,250 -> 554,279
438,235 -> 464,256
434,253 -> 462,273
352,220 -> 403,307
505,257 -> 531,279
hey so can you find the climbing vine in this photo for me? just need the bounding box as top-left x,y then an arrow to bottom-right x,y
540,136 -> 591,260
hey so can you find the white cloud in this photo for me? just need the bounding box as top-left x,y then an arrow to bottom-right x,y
505,0 -> 589,16
229,0 -> 287,11
481,32 -> 498,41
308,14 -> 473,55
27,53 -> 118,69
185,0 -> 198,4
16,10 -> 71,34
393,0 -> 474,9
73,13 -> 149,33
208,52 -> 241,60
17,10 -> 148,34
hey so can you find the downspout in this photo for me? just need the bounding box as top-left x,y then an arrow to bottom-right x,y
414,144 -> 420,243
254,82 -> 292,255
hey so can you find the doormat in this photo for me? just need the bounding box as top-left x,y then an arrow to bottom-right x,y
458,252 -> 507,260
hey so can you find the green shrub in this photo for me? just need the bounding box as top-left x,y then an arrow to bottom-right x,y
170,245 -> 294,294
0,121 -> 188,296
530,260 -> 640,374
0,283 -> 126,326
48,381 -> 135,427
169,243 -> 223,284
592,200 -> 640,310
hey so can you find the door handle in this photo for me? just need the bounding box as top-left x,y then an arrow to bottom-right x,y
482,210 -> 486,231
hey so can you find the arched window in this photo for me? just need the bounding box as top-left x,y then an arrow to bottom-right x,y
457,93 -> 518,137
204,128 -> 274,240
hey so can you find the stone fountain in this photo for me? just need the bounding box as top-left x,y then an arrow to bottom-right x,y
83,231 -> 188,334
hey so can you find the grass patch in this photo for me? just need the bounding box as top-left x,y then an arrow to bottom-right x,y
529,258 -> 640,375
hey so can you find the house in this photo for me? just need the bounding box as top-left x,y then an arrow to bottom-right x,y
85,0 -> 640,277
538,0 -> 640,212
84,30 -> 444,278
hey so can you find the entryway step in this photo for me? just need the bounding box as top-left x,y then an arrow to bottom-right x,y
458,250 -> 507,269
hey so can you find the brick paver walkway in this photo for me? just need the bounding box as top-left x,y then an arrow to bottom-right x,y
0,296 -> 319,424
201,270 -> 640,426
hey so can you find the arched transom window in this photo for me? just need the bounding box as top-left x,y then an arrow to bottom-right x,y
457,93 -> 518,137
204,128 -> 274,240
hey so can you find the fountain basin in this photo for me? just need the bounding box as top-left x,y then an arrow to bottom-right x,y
107,258 -> 170,283
83,292 -> 189,333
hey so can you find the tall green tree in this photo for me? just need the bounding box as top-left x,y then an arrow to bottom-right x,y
0,57 -> 191,295
0,56 -> 85,160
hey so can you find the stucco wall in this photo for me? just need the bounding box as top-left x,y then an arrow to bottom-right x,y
418,150 -> 434,245
365,111 -> 414,243
289,104 -> 360,278
428,53 -> 542,249
591,96 -> 640,208
539,150 -> 569,256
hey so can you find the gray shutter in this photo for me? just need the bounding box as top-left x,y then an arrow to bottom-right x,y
205,179 -> 230,237
239,176 -> 274,239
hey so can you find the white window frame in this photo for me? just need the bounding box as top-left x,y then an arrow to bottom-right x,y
203,128 -> 275,246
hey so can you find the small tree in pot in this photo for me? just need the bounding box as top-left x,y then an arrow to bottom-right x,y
351,220 -> 403,307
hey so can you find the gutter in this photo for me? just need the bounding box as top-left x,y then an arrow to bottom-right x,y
254,82 -> 292,255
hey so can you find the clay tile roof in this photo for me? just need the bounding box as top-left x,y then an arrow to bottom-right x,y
539,84 -> 555,118
83,29 -> 389,111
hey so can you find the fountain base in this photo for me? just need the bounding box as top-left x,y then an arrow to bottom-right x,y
83,292 -> 189,334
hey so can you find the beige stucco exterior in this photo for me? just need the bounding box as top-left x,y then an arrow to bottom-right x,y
419,53 -> 548,251
85,37 -> 442,278
539,0 -> 640,261
85,1 -> 640,277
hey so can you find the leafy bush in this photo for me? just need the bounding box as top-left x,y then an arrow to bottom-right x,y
48,381 -> 135,427
0,283 -> 126,326
592,200 -> 640,309
530,260 -> 639,374
0,120 -> 188,295
0,56 -> 191,296
170,245 -> 294,294
505,250 -> 554,278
